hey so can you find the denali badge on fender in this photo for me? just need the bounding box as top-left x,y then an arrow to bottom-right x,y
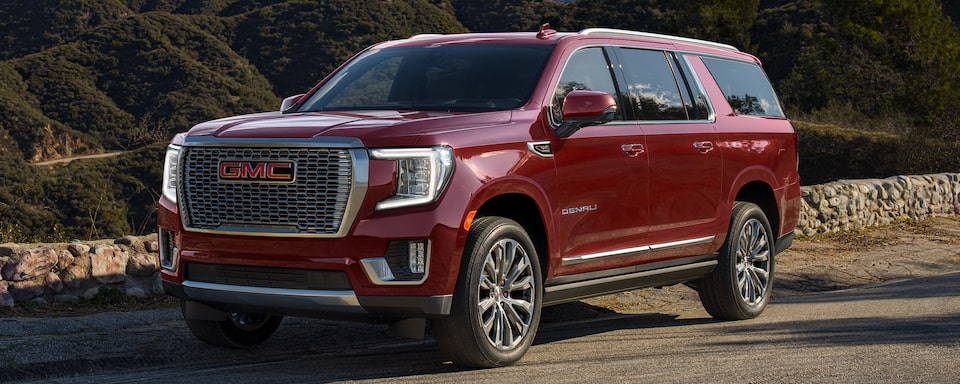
218,160 -> 295,183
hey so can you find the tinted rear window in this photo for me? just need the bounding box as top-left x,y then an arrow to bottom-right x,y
701,57 -> 784,118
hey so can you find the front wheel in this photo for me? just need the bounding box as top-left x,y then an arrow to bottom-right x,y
182,304 -> 283,349
432,217 -> 543,368
698,202 -> 775,320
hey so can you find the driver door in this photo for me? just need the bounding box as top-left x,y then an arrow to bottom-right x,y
548,46 -> 650,275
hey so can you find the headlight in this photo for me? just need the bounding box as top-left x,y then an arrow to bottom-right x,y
162,144 -> 181,204
370,146 -> 454,210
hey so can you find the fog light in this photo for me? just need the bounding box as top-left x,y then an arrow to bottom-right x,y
409,241 -> 426,274
158,229 -> 179,271
360,240 -> 430,285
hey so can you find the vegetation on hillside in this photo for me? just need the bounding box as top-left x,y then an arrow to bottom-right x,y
0,0 -> 958,242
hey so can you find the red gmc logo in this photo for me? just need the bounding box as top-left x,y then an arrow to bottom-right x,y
218,160 -> 295,183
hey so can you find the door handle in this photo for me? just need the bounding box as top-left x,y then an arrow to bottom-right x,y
621,144 -> 645,157
693,141 -> 714,153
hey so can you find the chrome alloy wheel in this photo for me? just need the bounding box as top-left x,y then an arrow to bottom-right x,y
735,217 -> 771,306
477,238 -> 537,350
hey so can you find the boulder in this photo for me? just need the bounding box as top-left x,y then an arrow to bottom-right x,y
126,251 -> 159,278
61,254 -> 92,289
91,245 -> 129,284
1,247 -> 58,281
0,282 -> 13,307
45,272 -> 64,293
8,279 -> 44,299
67,242 -> 90,258
58,250 -> 75,270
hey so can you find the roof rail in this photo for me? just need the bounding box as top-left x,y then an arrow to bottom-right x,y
408,34 -> 443,39
579,28 -> 739,52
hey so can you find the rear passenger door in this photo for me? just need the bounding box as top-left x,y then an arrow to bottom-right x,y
616,48 -> 722,256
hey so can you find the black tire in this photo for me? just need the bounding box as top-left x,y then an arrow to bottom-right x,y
432,216 -> 543,368
182,306 -> 283,349
698,202 -> 775,320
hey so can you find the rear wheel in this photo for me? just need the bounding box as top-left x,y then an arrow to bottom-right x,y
698,202 -> 775,320
432,216 -> 543,368
183,305 -> 283,348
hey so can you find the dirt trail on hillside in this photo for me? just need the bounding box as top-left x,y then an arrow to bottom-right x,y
31,151 -> 126,166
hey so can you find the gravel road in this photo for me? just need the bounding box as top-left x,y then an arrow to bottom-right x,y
1,216 -> 958,383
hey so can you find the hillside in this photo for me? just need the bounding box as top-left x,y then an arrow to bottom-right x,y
0,0 -> 958,242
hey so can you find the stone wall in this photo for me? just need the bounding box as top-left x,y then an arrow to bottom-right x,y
0,235 -> 160,307
796,173 -> 960,236
1,173 -> 958,307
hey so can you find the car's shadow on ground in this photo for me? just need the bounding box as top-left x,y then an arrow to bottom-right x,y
1,301 -> 715,383
206,301 -> 717,382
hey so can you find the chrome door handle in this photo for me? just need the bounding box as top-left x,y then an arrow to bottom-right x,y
621,144 -> 645,157
693,141 -> 714,152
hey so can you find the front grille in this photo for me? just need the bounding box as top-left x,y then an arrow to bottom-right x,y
185,263 -> 352,290
179,146 -> 353,235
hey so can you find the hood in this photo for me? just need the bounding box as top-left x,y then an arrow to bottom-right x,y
186,110 -> 514,147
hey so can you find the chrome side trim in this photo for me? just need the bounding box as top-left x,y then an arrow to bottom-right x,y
527,141 -> 554,158
360,250 -> 431,286
181,280 -> 366,314
561,236 -> 715,266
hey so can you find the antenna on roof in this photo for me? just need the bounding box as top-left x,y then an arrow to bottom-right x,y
536,23 -> 557,39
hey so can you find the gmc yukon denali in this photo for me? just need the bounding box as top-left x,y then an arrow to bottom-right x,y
158,25 -> 801,367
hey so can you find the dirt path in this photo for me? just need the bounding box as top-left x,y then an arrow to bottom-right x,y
31,151 -> 126,166
581,216 -> 960,315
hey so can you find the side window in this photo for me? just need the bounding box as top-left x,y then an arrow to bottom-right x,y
618,48 -> 687,121
674,54 -> 711,120
552,47 -> 619,124
701,57 -> 785,118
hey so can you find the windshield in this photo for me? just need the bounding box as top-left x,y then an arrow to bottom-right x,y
297,44 -> 554,113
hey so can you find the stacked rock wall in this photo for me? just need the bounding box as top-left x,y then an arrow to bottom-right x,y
797,173 -> 960,236
1,173 -> 958,307
0,235 -> 160,307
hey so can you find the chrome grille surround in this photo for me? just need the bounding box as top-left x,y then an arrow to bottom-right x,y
178,136 -> 368,238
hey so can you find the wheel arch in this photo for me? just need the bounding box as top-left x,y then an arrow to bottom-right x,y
473,193 -> 550,281
733,181 -> 780,242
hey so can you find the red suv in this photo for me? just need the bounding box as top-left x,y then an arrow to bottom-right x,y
158,26 -> 801,367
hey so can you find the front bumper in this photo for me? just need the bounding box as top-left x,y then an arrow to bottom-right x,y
158,192 -> 465,320
163,279 -> 452,319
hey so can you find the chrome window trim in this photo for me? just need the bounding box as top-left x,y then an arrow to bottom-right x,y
561,236 -> 715,266
548,45 -> 621,129
682,54 -> 717,122
615,47 -> 708,123
549,46 -> 718,126
177,136 -> 369,238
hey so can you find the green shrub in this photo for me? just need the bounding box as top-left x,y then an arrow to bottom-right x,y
796,121 -> 960,184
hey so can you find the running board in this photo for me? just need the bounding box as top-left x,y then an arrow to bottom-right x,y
543,259 -> 718,306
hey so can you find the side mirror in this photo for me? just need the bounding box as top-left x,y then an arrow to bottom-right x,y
280,94 -> 305,112
556,90 -> 617,138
